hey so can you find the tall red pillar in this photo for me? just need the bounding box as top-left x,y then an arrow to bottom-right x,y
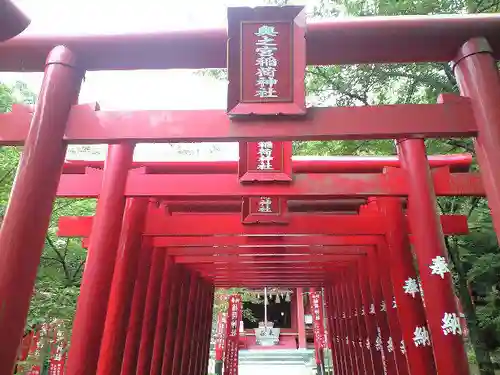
0,46 -> 82,374
398,138 -> 470,375
331,276 -> 352,375
121,240 -> 153,375
452,37 -> 500,242
350,264 -> 376,375
366,248 -> 397,375
170,271 -> 192,375
378,197 -> 437,375
324,287 -> 342,375
66,143 -> 134,375
296,288 -> 307,349
180,272 -> 200,375
96,198 -> 148,375
150,259 -> 177,375
136,247 -> 166,375
338,271 -> 361,375
199,284 -> 215,375
188,280 -> 207,375
346,270 -> 370,375
309,288 -> 325,374
188,282 -> 205,374
374,238 -> 409,375
161,268 -> 183,375
358,258 -> 384,375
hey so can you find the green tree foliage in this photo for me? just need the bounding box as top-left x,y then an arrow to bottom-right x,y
0,82 -> 95,349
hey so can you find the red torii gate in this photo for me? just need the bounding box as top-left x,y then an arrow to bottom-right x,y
55,153 -> 472,375
0,5 -> 500,375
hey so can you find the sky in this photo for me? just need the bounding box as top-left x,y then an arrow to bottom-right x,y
1,0 -> 314,161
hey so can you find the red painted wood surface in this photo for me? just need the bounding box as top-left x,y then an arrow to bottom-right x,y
60,154 -> 473,173
0,46 -> 82,375
399,138 -> 470,375
0,96 -> 477,144
2,14 -> 500,71
55,168 -> 484,198
378,197 -> 437,375
96,198 -> 148,375
121,241 -> 153,375
227,6 -> 306,115
66,143 -> 134,375
170,273 -> 191,375
454,37 -> 500,244
58,213 -> 469,237
150,258 -> 175,375
160,267 -> 183,375
238,141 -> 293,182
136,248 -> 165,375
224,295 -> 242,375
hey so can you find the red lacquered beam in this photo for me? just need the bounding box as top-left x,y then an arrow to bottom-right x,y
165,246 -> 368,256
214,283 -> 326,287
0,96 -> 477,144
173,254 -> 362,264
56,170 -> 484,198
163,200 -> 362,213
62,154 -> 472,174
152,235 -> 381,247
186,264 -> 355,270
58,213 -> 468,237
1,14 -> 500,71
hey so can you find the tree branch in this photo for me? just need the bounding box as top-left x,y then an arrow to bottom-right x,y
309,67 -> 370,105
45,235 -> 71,282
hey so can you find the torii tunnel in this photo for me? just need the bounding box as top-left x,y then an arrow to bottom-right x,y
1,5 -> 500,375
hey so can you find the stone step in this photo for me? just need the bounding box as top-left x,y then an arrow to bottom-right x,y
239,364 -> 312,375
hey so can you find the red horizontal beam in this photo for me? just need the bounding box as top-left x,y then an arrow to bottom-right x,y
152,235 -> 382,247
174,254 -> 361,264
161,200 -> 361,213
185,264 -> 352,270
58,212 -> 468,237
81,235 -> 381,250
209,274 -> 329,284
201,274 -> 334,279
214,283 -> 325,287
0,96 -> 476,145
55,168 -> 484,198
1,14 -> 500,71
202,270 -> 337,275
165,246 -> 369,256
62,154 -> 473,174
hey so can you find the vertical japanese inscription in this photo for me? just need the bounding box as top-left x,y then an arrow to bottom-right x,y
257,141 -> 274,170
255,25 -> 279,98
241,22 -> 293,103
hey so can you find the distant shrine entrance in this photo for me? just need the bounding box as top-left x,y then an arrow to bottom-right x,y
243,289 -> 293,330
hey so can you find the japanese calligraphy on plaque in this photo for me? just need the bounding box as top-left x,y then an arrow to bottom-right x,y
227,6 -> 306,116
215,312 -> 227,357
238,141 -> 292,182
224,295 -> 242,375
311,291 -> 326,349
